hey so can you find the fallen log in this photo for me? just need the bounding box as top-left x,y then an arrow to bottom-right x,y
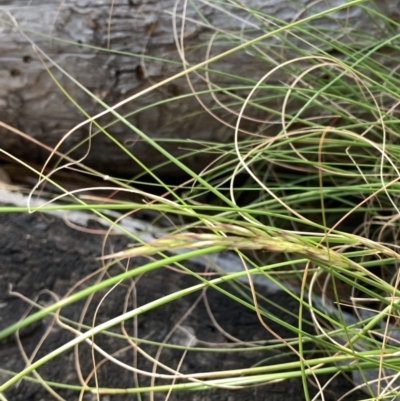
0,0 -> 398,176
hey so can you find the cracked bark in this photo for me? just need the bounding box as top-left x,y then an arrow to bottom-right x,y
0,0 -> 398,176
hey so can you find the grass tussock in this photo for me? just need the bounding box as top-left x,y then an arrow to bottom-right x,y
1,1 -> 400,400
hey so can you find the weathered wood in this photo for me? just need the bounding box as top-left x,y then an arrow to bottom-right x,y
0,0 -> 398,176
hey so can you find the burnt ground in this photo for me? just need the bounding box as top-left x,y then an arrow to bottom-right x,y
0,210 -> 365,401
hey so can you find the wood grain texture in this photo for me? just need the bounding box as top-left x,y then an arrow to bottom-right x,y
0,0 -> 398,175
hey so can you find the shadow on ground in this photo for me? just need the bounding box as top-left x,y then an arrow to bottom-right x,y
0,211 -> 364,401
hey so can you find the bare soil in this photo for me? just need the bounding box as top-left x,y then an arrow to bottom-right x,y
0,210 -> 364,401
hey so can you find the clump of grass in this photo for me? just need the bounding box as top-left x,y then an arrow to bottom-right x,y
1,1 -> 400,400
